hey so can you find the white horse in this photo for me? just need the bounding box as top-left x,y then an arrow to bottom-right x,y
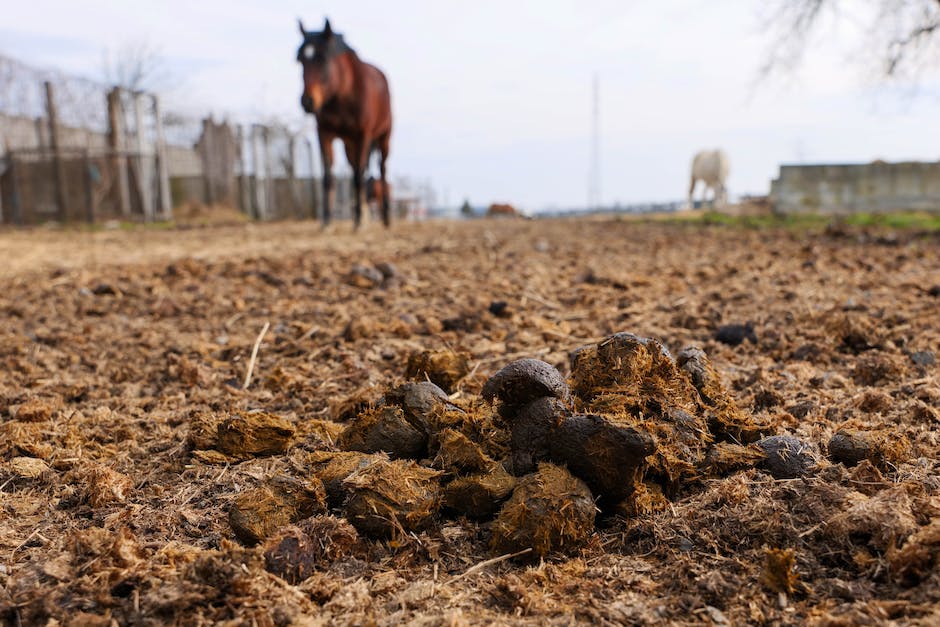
688,149 -> 730,209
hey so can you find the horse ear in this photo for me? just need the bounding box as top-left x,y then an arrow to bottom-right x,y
298,19 -> 307,37
323,18 -> 333,36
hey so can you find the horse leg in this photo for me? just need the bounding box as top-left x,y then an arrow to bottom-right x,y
318,129 -> 336,227
344,137 -> 370,229
688,176 -> 697,210
378,133 -> 391,227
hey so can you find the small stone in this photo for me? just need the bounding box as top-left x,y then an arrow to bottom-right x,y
910,351 -> 935,367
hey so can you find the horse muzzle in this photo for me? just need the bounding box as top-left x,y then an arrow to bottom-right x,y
301,86 -> 325,114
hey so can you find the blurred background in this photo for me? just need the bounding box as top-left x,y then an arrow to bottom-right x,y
0,0 -> 938,223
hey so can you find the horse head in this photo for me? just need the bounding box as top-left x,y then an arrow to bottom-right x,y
297,18 -> 355,114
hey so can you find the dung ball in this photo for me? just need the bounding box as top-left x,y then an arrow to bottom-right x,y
337,405 -> 427,459
482,358 -> 570,419
490,463 -> 596,559
229,476 -> 327,545
342,458 -> 442,538
756,435 -> 818,479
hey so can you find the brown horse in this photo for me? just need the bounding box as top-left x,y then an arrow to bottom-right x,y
298,18 -> 392,228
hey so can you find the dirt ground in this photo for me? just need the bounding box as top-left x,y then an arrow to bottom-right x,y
1,215 -> 938,626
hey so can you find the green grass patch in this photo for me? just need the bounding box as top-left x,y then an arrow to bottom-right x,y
652,210 -> 940,232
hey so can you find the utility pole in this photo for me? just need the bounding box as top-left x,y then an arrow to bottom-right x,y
588,74 -> 600,212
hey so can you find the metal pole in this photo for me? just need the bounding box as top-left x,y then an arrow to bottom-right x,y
152,95 -> 172,220
44,81 -> 68,221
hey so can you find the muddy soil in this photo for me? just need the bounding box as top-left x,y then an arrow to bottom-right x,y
1,216 -> 939,625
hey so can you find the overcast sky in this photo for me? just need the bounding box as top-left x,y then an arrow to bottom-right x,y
2,1 -> 939,210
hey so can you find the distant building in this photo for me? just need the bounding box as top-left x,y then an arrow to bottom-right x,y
770,161 -> 940,214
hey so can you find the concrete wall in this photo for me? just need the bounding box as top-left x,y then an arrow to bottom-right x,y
770,161 -> 940,214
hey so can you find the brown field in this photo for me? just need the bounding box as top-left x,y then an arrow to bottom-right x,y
1,216 -> 938,626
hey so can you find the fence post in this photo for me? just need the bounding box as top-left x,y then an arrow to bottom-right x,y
82,149 -> 95,223
251,125 -> 266,220
33,117 -> 45,148
134,92 -> 154,221
287,134 -> 299,217
236,124 -> 251,216
199,118 -> 209,204
107,88 -> 131,217
8,156 -> 22,225
153,95 -> 172,220
44,81 -> 68,222
262,126 -> 274,219
0,139 -> 5,224
304,136 -> 318,221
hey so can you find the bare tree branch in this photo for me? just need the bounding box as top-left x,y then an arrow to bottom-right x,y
102,41 -> 173,93
759,0 -> 940,84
